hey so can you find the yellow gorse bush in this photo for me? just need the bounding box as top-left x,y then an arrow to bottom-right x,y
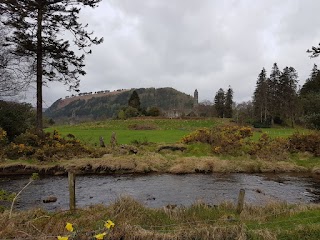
181,125 -> 254,155
2,130 -> 106,161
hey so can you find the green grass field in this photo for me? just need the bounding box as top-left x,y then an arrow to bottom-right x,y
46,118 -> 219,145
252,127 -> 313,141
46,118 -> 314,145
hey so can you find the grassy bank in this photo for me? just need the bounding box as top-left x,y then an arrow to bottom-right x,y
1,153 -> 319,176
1,197 -> 320,239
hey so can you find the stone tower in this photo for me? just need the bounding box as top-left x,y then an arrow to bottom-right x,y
194,89 -> 198,107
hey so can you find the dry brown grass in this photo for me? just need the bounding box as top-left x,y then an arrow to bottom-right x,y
0,153 -> 313,176
1,197 -> 320,239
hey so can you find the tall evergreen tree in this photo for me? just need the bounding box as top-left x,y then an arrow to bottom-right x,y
128,90 -> 141,110
268,63 -> 281,124
253,68 -> 268,123
278,66 -> 298,126
300,64 -> 320,96
300,65 -> 320,128
0,1 -> 103,131
214,88 -> 225,118
224,86 -> 233,118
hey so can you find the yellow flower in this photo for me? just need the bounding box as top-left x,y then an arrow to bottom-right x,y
65,222 -> 74,232
57,236 -> 68,240
95,232 -> 107,240
104,220 -> 115,229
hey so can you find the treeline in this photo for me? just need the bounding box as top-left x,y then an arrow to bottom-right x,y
235,63 -> 320,129
194,87 -> 234,119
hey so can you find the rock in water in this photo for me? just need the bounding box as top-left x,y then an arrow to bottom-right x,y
43,196 -> 57,203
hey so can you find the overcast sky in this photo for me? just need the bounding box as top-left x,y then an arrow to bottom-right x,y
30,0 -> 320,108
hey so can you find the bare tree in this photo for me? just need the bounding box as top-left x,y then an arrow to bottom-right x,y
0,22 -> 32,99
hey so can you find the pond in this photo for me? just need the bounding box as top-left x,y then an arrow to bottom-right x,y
0,173 -> 319,211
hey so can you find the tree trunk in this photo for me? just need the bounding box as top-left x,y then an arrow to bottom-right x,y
36,2 -> 43,132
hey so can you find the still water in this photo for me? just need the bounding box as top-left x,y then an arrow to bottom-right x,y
0,173 -> 319,211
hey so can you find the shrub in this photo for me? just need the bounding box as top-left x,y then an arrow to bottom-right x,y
3,130 -> 106,161
211,125 -> 253,155
0,101 -> 34,141
252,121 -> 271,128
117,110 -> 126,120
245,134 -> 289,161
128,124 -> 157,130
181,125 -> 253,155
288,132 -> 320,156
125,106 -> 139,118
147,107 -> 161,116
303,113 -> 320,130
181,128 -> 212,144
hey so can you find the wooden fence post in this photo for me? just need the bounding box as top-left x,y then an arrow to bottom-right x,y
68,171 -> 76,212
236,189 -> 245,214
99,136 -> 105,147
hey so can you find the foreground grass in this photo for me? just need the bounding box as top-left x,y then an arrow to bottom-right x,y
1,197 -> 319,239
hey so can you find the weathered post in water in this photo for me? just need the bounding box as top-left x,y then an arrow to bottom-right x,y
68,172 -> 76,211
236,189 -> 245,214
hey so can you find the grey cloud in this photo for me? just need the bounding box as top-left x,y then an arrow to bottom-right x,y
24,0 -> 320,106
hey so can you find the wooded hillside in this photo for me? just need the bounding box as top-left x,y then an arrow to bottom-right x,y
45,87 -> 194,120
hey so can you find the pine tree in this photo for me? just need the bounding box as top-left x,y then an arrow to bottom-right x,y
268,63 -> 281,124
253,68 -> 268,123
128,90 -> 141,110
300,65 -> 320,120
214,88 -> 225,118
224,86 -> 233,118
300,64 -> 320,96
278,66 -> 298,126
0,1 -> 103,131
